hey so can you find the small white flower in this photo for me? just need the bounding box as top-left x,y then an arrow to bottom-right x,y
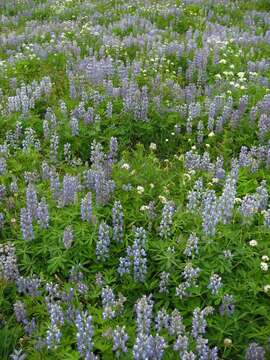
159,195 -> 167,204
212,178 -> 219,184
137,186 -> 145,195
237,72 -> 245,78
249,240 -> 257,247
263,284 -> 270,293
234,197 -> 242,204
208,132 -> 215,137
262,255 -> 269,262
149,183 -> 154,189
183,173 -> 191,181
140,205 -> 149,212
205,143 -> 210,148
163,186 -> 170,194
224,338 -> 232,347
179,154 -> 184,161
191,145 -> 196,150
260,262 -> 268,272
121,163 -> 130,170
149,142 -> 157,151
249,71 -> 258,77
219,59 -> 227,64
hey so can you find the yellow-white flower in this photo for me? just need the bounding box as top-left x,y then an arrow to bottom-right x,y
237,72 -> 245,78
234,197 -> 242,204
183,173 -> 191,181
121,163 -> 130,170
260,262 -> 268,271
137,186 -> 145,194
159,195 -> 167,204
249,240 -> 257,247
140,205 -> 149,212
224,338 -> 232,347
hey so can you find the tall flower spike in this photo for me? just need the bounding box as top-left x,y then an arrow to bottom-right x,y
191,308 -> 209,339
96,222 -> 110,260
81,192 -> 92,222
245,343 -> 265,360
0,243 -> 18,281
112,200 -> 124,243
62,175 -> 79,206
37,198 -> 49,229
46,302 -> 64,349
184,234 -> 199,257
75,310 -> 97,360
202,190 -> 220,236
26,184 -> 38,219
10,349 -> 26,360
132,227 -> 147,282
159,201 -> 175,238
112,326 -> 129,354
208,273 -> 222,295
20,208 -> 34,241
49,133 -> 59,163
159,271 -> 170,293
63,226 -> 74,249
101,286 -> 116,320
134,295 -> 153,335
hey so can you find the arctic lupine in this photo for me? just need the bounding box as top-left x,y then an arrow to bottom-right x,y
37,198 -> 49,229
0,243 -> 18,281
20,208 -> 34,241
25,184 -> 38,219
208,274 -> 222,295
0,0 -> 269,358
63,226 -> 74,249
75,311 -> 97,360
46,302 -> 64,349
81,192 -> 92,222
96,222 -> 110,260
112,200 -> 124,243
112,326 -> 129,355
132,227 -> 147,282
184,234 -> 199,258
159,201 -> 175,238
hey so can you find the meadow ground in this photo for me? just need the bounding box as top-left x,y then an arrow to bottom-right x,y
1,0 -> 270,359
